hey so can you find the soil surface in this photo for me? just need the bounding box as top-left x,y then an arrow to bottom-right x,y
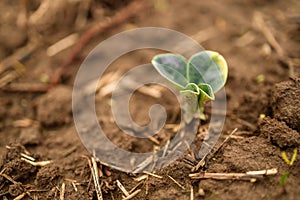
0,0 -> 300,199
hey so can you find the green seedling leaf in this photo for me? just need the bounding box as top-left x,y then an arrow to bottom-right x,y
281,148 -> 297,166
280,171 -> 289,186
198,83 -> 215,105
281,151 -> 290,165
188,51 -> 228,93
152,54 -> 188,89
290,148 -> 297,166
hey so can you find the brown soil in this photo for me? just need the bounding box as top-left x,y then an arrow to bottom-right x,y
1,0 -> 300,199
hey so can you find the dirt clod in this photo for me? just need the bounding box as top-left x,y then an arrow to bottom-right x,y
259,117 -> 300,148
217,136 -> 280,171
8,183 -> 24,197
271,78 -> 300,131
36,86 -> 72,127
18,125 -> 41,145
35,165 -> 61,189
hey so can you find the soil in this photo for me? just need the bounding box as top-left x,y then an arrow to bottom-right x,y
1,0 -> 300,200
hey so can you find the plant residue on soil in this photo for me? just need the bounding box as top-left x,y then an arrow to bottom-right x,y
0,0 -> 300,199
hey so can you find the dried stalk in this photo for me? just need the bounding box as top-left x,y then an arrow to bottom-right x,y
189,168 -> 278,181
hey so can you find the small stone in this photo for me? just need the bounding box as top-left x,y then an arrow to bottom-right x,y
18,125 -> 41,145
198,188 -> 205,196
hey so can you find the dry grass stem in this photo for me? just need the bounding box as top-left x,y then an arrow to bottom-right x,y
145,176 -> 149,195
64,179 -> 78,192
190,186 -> 194,200
90,157 -> 103,200
211,128 -> 238,157
167,175 -> 185,190
20,153 -> 35,161
147,135 -> 160,145
189,168 -> 278,181
162,139 -> 170,157
60,183 -> 65,200
129,181 -> 144,194
246,168 -> 278,175
122,189 -> 142,200
13,118 -> 34,128
133,175 -> 148,182
21,158 -> 52,167
116,180 -> 130,197
47,33 -> 79,57
0,174 -> 18,185
13,193 -> 26,200
143,171 -> 162,179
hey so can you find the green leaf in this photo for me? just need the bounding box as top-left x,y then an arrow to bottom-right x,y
280,171 -> 290,186
151,53 -> 188,89
198,83 -> 215,105
290,148 -> 297,166
187,51 -> 228,93
281,151 -> 291,165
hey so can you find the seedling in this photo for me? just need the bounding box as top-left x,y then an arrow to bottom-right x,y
280,148 -> 297,193
152,50 -> 228,122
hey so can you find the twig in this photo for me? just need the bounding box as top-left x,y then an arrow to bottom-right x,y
190,186 -> 194,200
167,175 -> 185,190
133,174 -> 148,182
143,171 -> 162,179
122,189 -> 142,200
147,135 -> 160,145
116,180 -> 130,197
64,179 -> 78,192
110,191 -> 115,200
60,183 -> 65,200
129,181 -> 144,194
51,0 -> 149,85
162,139 -> 170,158
13,119 -> 34,128
21,158 -> 52,167
20,153 -> 35,161
47,33 -> 79,57
145,176 -> 149,195
0,174 -> 18,185
210,128 -> 238,157
13,193 -> 26,200
90,157 -> 103,200
189,168 -> 278,181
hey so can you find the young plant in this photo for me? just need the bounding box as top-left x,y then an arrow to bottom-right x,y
280,148 -> 297,193
151,50 -> 228,122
